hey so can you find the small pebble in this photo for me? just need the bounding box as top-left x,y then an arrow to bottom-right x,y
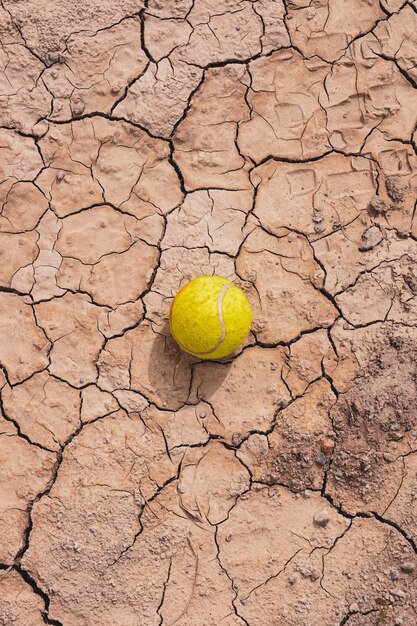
313,510 -> 330,527
316,452 -> 328,466
389,588 -> 406,598
390,569 -> 399,581
349,602 -> 359,612
321,438 -> 335,454
177,484 -> 186,494
391,432 -> 404,441
225,532 -> 233,543
400,562 -> 415,574
72,101 -> 85,115
359,225 -> 382,251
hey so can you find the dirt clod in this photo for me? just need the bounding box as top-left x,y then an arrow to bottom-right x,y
386,176 -> 405,202
368,195 -> 390,214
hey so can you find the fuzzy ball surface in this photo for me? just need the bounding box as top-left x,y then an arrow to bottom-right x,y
169,275 -> 253,359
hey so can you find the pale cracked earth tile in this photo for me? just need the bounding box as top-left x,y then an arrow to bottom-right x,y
143,16 -> 193,62
3,0 -> 144,61
2,371 -> 81,451
97,320 -> 194,410
283,328 -> 336,397
37,117 -> 183,220
0,570 -> 46,626
381,0 -> 408,10
0,4 -> 23,45
20,410 -> 240,626
0,231 -> 38,289
323,37 -> 417,154
144,0 -> 287,66
336,250 -> 417,327
190,345 -> 291,444
0,129 -> 44,196
371,5 -> 417,86
163,189 -> 254,256
362,129 -> 417,236
114,54 -> 204,137
0,10 -> 51,133
9,209 -> 67,303
0,181 -> 48,234
173,64 -> 252,190
145,402 -> 222,450
313,220 -> 417,295
148,482 -> 245,626
112,0 -> 289,137
175,2 -> 263,67
30,211 -> 66,302
383,452 -> 417,545
163,440 -> 250,524
254,0 -> 290,54
55,204 -> 159,307
0,293 -> 50,385
34,292 -> 108,387
236,227 -> 337,344
238,49 -> 331,162
285,0 -> 385,62
20,408 -> 174,625
34,293 -> 143,388
146,0 -> 194,19
55,204 -> 142,259
0,415 -> 55,563
43,17 -> 148,120
251,153 -> 377,240
57,240 -> 159,308
80,384 -> 119,423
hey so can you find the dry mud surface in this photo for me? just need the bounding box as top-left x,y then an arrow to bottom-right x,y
1,1 -> 417,625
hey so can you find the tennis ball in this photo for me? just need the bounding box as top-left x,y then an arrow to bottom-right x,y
169,275 -> 252,359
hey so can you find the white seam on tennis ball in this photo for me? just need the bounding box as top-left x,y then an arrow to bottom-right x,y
192,283 -> 233,356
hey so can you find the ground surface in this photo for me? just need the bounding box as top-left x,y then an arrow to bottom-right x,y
0,0 -> 417,625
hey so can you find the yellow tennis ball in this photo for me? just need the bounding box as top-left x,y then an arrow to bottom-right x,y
169,275 -> 252,360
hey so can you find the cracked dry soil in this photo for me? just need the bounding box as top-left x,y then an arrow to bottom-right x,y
0,0 -> 417,625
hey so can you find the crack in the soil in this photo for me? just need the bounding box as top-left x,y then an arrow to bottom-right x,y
0,563 -> 63,626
